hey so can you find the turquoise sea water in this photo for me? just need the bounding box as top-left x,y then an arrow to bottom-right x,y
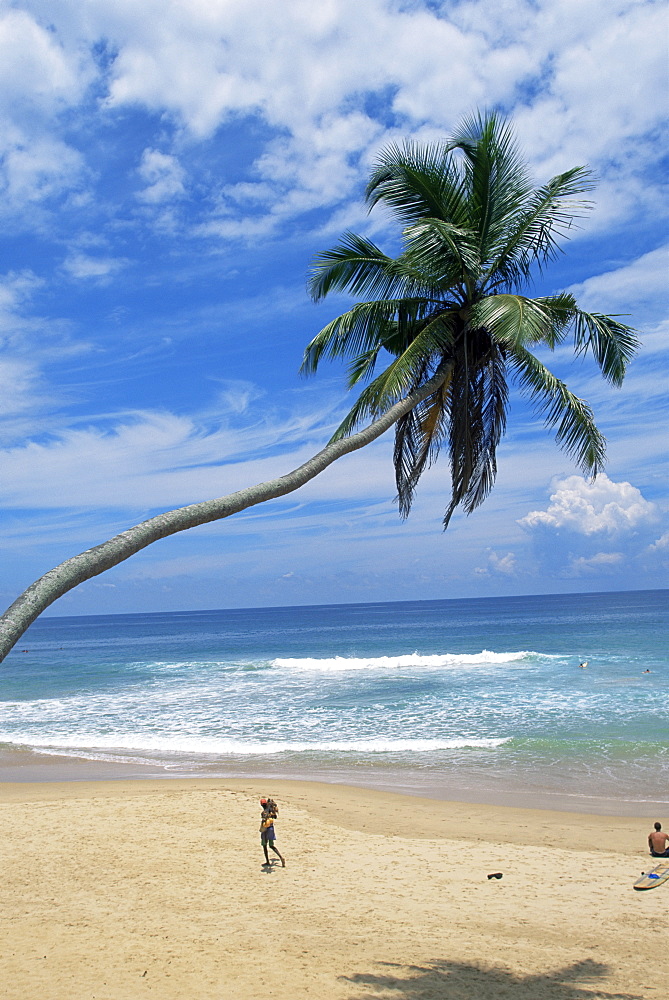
0,589 -> 666,813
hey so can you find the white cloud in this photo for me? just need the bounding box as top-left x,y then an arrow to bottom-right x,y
0,270 -> 96,443
569,245 -> 668,325
518,473 -> 656,536
0,9 -> 90,212
212,380 -> 265,415
5,0 -> 665,235
137,149 -> 186,203
0,395 -> 347,509
0,9 -> 86,111
647,532 -> 669,554
0,130 -> 85,209
63,254 -> 129,280
0,358 -> 43,417
0,270 -> 43,321
568,551 -> 624,575
509,2 -> 667,181
634,317 -> 669,358
474,549 -> 518,577
514,472 -> 665,586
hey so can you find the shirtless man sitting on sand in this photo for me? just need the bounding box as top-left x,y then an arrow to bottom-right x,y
648,822 -> 669,857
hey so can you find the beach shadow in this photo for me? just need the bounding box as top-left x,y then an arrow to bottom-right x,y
342,958 -> 645,1000
260,860 -> 283,874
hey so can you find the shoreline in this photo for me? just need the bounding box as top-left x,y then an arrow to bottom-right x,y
0,745 -> 666,817
1,774 -> 666,999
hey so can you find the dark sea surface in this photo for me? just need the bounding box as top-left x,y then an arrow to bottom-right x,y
0,589 -> 666,814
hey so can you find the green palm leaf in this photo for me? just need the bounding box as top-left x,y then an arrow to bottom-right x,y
444,343 -> 509,527
571,309 -> 639,386
366,140 -> 469,227
471,294 -> 566,347
394,376 -> 451,516
329,319 -> 457,441
482,166 -> 595,290
447,111 -> 532,263
300,297 -> 452,379
308,232 -> 431,303
401,218 -> 480,288
509,345 -> 606,475
301,109 -> 638,524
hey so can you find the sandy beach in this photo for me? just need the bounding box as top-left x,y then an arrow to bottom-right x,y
0,777 -> 666,1000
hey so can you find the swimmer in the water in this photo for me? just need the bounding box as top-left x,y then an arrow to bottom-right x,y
578,661 -> 588,669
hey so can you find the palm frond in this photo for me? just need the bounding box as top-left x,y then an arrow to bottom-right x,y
571,309 -> 639,386
446,111 -> 533,264
394,376 -> 451,517
365,140 -> 469,227
471,293 -> 571,348
444,343 -> 509,527
329,317 -> 457,441
448,110 -> 527,182
482,166 -> 595,291
511,295 -> 639,384
345,346 -> 382,386
509,345 -> 606,474
401,218 -> 480,286
300,297 -> 431,377
530,293 -> 578,347
308,231 -> 431,303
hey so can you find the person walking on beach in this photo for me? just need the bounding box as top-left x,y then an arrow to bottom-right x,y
259,797 -> 286,868
648,822 -> 669,857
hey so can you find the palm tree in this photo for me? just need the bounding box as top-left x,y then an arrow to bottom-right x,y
0,111 -> 637,661
301,110 -> 637,527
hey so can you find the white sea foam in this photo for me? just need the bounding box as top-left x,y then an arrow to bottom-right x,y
5,734 -> 511,755
271,650 -> 537,671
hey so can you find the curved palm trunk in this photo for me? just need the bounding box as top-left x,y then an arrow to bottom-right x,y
0,366 -> 449,662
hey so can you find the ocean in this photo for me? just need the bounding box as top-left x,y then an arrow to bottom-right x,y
0,589 -> 666,814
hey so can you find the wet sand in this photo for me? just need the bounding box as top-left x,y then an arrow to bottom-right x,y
0,746 -> 663,816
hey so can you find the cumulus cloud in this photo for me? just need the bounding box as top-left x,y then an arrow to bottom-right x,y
516,473 -> 666,584
0,9 -> 85,109
518,474 -> 656,536
647,532 -> 669,554
0,9 -> 90,213
474,550 -> 518,577
137,149 -> 186,203
568,551 -> 624,575
4,0 -> 666,236
1,133 -> 85,209
111,0 -> 665,235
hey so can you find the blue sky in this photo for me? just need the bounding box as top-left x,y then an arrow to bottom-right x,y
1,0 -> 667,616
